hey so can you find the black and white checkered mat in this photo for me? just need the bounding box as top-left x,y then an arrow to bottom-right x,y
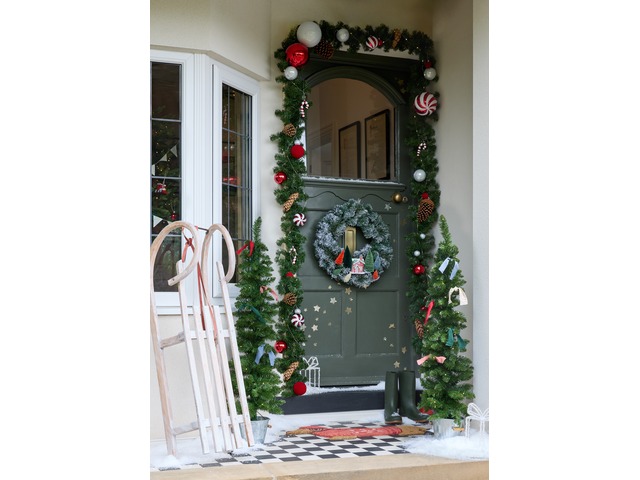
152,420 -> 430,472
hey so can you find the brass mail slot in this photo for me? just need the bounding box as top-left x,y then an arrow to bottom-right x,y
345,226 -> 356,253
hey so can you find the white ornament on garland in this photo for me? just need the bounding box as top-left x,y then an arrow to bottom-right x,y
297,21 -> 322,48
300,98 -> 310,117
284,66 -> 298,80
465,403 -> 489,437
413,169 -> 426,182
424,67 -> 437,80
336,28 -> 349,43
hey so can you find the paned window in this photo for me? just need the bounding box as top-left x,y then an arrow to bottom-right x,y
150,52 -> 257,303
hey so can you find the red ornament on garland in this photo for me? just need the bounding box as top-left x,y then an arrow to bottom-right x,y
286,271 -> 295,277
290,144 -> 305,159
274,340 -> 287,353
285,42 -> 309,67
413,264 -> 426,275
274,171 -> 287,184
293,381 -> 307,396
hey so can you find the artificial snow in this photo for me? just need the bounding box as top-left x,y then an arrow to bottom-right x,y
150,408 -> 488,469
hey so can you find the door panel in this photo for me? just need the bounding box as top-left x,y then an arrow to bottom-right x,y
299,180 -> 411,385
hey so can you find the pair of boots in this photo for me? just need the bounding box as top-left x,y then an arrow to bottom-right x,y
384,371 -> 429,424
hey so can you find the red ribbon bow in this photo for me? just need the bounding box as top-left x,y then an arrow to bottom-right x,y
236,241 -> 254,257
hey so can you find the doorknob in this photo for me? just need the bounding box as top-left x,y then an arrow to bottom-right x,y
392,192 -> 408,204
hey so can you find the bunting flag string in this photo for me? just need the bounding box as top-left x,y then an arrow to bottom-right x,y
254,344 -> 276,366
457,335 -> 468,351
417,354 -> 447,365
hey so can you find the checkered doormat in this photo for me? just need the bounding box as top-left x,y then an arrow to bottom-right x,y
152,420 -> 431,472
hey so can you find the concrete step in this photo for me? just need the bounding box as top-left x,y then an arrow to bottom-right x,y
150,454 -> 489,480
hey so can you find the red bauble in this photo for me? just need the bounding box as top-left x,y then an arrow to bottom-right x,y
274,340 -> 287,353
423,59 -> 433,68
293,381 -> 307,396
286,43 -> 309,67
286,271 -> 295,277
290,144 -> 305,159
413,264 -> 426,275
170,212 -> 178,221
274,171 -> 287,184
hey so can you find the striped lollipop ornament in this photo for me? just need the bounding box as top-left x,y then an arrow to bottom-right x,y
366,36 -> 381,50
293,213 -> 307,226
291,313 -> 305,327
414,92 -> 438,116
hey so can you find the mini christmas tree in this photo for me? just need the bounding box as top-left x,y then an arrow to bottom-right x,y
417,215 -> 474,424
233,218 -> 283,420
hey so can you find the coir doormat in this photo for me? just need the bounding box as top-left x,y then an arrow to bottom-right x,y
286,424 -> 429,440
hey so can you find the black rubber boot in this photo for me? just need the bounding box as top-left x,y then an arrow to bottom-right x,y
384,371 -> 402,424
398,371 -> 430,423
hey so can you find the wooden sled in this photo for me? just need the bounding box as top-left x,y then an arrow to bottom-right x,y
150,221 -> 254,456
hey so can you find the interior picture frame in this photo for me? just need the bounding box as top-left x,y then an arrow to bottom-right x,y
338,121 -> 361,178
365,109 -> 390,180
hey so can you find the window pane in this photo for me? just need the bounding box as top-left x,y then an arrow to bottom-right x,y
221,84 -> 252,283
151,61 -> 181,292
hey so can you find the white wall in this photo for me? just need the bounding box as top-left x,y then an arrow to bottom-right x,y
149,0 -> 486,441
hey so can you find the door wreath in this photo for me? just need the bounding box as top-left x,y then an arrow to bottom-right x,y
313,198 -> 393,288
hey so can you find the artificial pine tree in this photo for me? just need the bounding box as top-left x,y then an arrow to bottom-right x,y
417,216 -> 474,424
233,218 -> 283,420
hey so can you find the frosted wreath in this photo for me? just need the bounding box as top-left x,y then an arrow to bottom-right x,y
313,198 -> 393,289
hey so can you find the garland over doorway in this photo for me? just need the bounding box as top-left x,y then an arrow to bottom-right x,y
271,20 -> 441,396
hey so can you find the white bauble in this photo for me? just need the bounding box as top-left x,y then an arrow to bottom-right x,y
297,21 -> 322,48
413,250 -> 421,257
284,66 -> 298,80
419,233 -> 427,240
336,28 -> 349,43
413,169 -> 426,182
424,67 -> 437,80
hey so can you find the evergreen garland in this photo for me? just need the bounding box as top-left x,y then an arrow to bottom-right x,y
272,21 -> 441,394
417,216 -> 474,423
232,218 -> 284,419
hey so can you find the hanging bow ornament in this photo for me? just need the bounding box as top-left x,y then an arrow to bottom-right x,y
422,300 -> 434,324
448,287 -> 468,305
236,241 -> 255,257
260,286 -> 279,302
439,257 -> 460,279
155,182 -> 168,194
254,344 -> 276,366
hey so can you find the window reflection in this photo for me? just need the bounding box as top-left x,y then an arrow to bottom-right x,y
306,78 -> 395,180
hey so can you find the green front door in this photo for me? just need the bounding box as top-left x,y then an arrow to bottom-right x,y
298,179 -> 412,385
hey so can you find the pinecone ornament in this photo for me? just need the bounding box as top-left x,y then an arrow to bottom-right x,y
283,292 -> 297,306
414,319 -> 424,339
392,29 -> 402,48
283,192 -> 299,212
315,39 -> 334,59
417,193 -> 435,223
283,361 -> 299,381
283,123 -> 296,137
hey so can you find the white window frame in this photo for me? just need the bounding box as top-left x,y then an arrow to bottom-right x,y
151,49 -> 259,313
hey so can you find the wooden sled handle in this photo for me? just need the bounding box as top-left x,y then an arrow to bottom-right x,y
150,221 -> 201,290
200,224 -> 236,285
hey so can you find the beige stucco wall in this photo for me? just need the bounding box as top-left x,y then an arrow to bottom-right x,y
150,0 -> 484,441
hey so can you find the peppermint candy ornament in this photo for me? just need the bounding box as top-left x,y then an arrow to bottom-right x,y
366,36 -> 381,50
414,92 -> 438,116
291,313 -> 305,327
293,213 -> 307,226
